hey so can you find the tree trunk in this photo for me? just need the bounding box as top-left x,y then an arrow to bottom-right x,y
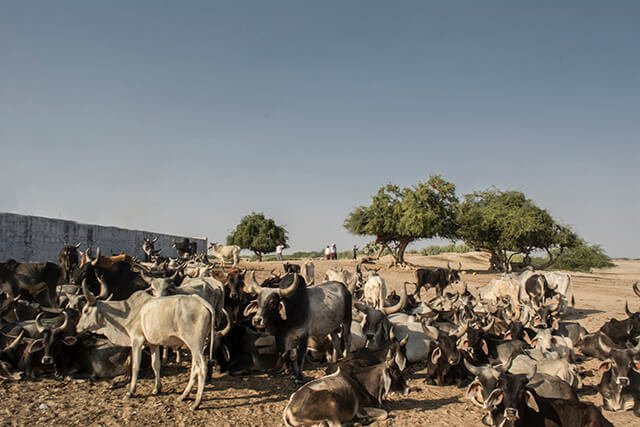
254,251 -> 263,262
374,244 -> 385,260
396,240 -> 411,265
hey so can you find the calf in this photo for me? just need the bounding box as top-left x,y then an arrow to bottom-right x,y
362,271 -> 386,310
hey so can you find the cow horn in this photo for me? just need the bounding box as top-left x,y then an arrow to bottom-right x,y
217,308 -> 232,337
152,236 -> 158,243
632,282 -> 640,299
279,274 -> 298,298
35,313 -> 46,334
482,316 -> 495,333
56,311 -> 69,333
598,336 -> 613,356
82,279 -> 97,306
90,248 -> 100,266
75,242 -> 82,248
452,320 -> 469,337
383,282 -> 408,315
249,271 -> 261,294
96,274 -> 109,299
463,359 -> 483,377
625,301 -> 634,318
269,269 -> 278,277
4,330 -> 25,351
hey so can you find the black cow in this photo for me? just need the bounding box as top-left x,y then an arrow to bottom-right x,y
0,260 -> 62,307
425,324 -> 467,386
173,238 -> 197,259
58,243 -> 81,283
71,261 -> 147,301
598,303 -> 640,347
222,268 -> 252,323
283,263 -> 301,274
213,323 -> 279,375
524,274 -> 547,308
597,337 -> 640,415
283,351 -> 408,426
244,273 -> 352,382
414,263 -> 461,299
484,372 -> 613,427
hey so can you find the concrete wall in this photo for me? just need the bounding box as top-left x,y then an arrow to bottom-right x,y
0,212 -> 207,262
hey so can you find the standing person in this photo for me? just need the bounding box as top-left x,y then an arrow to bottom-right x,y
275,244 -> 284,261
352,245 -> 358,260
325,245 -> 331,260
330,243 -> 337,260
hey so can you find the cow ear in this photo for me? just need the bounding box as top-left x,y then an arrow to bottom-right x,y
552,318 -> 559,331
63,336 -> 77,346
598,361 -> 612,375
484,388 -> 503,409
481,340 -> 489,355
524,390 -> 539,412
530,338 -> 538,348
430,347 -> 442,365
243,301 -> 258,317
28,339 -> 44,354
278,301 -> 287,320
466,380 -> 484,407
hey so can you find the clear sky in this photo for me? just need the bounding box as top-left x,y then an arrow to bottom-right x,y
1,1 -> 638,257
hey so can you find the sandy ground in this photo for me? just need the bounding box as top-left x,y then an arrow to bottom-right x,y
2,253 -> 640,426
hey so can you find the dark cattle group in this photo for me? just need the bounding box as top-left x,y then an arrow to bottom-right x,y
0,239 -> 637,425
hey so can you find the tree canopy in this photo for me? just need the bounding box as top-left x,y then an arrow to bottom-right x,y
344,175 -> 458,265
456,189 -> 581,271
227,212 -> 287,261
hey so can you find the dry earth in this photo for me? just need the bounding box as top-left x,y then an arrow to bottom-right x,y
2,253 -> 640,426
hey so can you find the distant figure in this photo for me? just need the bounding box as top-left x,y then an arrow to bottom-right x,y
352,245 -> 358,260
275,244 -> 284,261
330,243 -> 337,260
325,245 -> 331,260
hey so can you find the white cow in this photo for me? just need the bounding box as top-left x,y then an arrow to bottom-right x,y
208,242 -> 241,266
362,271 -> 386,310
76,281 -> 230,410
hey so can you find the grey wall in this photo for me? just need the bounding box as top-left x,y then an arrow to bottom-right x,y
0,212 -> 207,262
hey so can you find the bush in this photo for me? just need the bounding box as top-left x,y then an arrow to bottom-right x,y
421,243 -> 472,256
550,244 -> 614,272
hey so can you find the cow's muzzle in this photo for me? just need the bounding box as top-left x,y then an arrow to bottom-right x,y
252,316 -> 266,329
616,376 -> 630,386
503,408 -> 519,421
41,356 -> 53,365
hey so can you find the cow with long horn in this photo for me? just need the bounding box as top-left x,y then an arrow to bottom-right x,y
244,272 -> 352,381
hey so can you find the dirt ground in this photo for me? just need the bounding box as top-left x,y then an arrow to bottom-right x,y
2,253 -> 640,426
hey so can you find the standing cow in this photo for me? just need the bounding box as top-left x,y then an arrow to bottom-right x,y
208,243 -> 241,266
76,282 -> 230,410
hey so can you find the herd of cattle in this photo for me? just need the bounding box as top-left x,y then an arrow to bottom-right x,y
0,239 -> 639,426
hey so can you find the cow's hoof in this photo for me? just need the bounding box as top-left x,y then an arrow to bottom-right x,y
125,392 -> 134,399
152,388 -> 161,395
177,394 -> 187,402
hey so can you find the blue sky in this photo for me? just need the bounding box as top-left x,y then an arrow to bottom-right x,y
1,1 -> 638,257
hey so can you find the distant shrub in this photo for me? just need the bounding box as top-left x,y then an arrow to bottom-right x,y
420,243 -> 472,256
550,244 -> 614,272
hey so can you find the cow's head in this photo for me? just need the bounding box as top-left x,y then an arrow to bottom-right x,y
283,263 -> 300,274
35,311 -> 77,367
447,262 -> 462,284
225,268 -> 247,300
382,349 -> 410,399
58,243 -> 81,282
243,272 -> 300,331
484,372 -> 539,427
598,337 -> 640,412
140,271 -> 179,297
430,322 -> 467,370
75,278 -> 111,334
354,283 -> 408,349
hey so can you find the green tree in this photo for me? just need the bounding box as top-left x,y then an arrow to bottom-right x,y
551,243 -> 614,272
457,189 -> 581,271
344,175 -> 458,266
227,212 -> 288,261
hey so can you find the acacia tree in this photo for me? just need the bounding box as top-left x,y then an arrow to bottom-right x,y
227,212 -> 288,261
456,190 -> 580,271
344,175 -> 458,266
